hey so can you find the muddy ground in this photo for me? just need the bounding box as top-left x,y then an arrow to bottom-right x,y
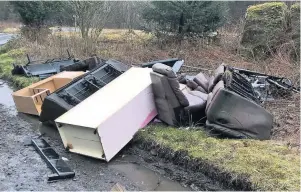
0,81 -> 225,191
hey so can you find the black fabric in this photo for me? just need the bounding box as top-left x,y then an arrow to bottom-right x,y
11,65 -> 26,75
39,94 -> 72,123
206,121 -> 251,139
178,74 -> 187,84
206,89 -> 273,139
186,79 -> 198,90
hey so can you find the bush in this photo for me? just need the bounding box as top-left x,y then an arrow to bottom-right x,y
20,26 -> 51,42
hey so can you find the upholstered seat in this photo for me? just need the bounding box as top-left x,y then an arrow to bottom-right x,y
150,63 -> 207,126
150,63 -> 273,139
205,80 -> 273,139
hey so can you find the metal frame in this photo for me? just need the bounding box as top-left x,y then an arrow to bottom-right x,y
31,138 -> 75,181
224,67 -> 261,103
58,64 -> 122,106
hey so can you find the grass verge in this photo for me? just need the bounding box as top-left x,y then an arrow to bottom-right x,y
0,46 -> 38,88
136,125 -> 300,191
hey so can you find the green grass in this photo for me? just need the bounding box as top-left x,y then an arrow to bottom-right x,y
138,125 -> 300,191
0,47 -> 38,88
2,27 -> 19,34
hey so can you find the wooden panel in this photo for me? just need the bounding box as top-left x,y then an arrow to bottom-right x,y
32,89 -> 50,114
12,87 -> 32,96
53,71 -> 85,89
53,78 -> 73,90
98,86 -> 156,161
57,123 -> 105,159
56,68 -> 153,128
12,95 -> 38,115
12,71 -> 84,116
35,80 -> 56,93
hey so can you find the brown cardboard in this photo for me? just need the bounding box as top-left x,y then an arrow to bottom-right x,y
12,71 -> 84,116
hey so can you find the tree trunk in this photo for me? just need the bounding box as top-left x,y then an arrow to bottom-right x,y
178,12 -> 184,34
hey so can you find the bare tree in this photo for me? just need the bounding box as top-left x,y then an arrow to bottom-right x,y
69,1 -> 111,39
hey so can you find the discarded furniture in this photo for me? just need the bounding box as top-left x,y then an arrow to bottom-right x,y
11,51 -> 80,79
39,61 -> 128,123
60,57 -> 129,73
200,64 -> 273,139
205,80 -> 273,139
60,56 -> 104,72
152,63 -> 273,139
105,59 -> 130,72
203,64 -> 261,103
141,58 -> 184,73
55,67 -> 157,161
31,138 -> 75,181
230,66 -> 300,101
12,71 -> 84,116
150,63 -> 207,126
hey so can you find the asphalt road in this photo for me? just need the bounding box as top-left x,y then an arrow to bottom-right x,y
0,33 -> 14,46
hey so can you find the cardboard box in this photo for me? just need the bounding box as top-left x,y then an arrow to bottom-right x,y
55,68 -> 157,161
12,71 -> 84,115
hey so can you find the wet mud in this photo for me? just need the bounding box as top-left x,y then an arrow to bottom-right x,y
132,139 -> 253,191
0,80 -> 225,191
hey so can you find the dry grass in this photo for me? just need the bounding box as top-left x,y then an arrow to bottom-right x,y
0,21 -> 20,33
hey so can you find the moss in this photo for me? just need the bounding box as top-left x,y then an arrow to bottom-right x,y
0,48 -> 38,88
247,2 -> 287,20
291,3 -> 300,10
137,125 -> 300,191
2,27 -> 19,34
241,2 -> 289,59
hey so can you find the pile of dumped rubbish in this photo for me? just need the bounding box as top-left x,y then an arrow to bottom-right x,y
11,53 -> 299,180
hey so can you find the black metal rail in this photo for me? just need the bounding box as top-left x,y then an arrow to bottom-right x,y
31,138 -> 75,181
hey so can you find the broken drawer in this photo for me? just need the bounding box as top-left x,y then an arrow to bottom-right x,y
55,68 -> 157,162
12,71 -> 85,116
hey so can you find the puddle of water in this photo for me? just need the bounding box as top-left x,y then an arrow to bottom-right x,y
0,80 -> 58,137
17,112 -> 60,138
0,81 -> 17,115
109,162 -> 189,191
0,82 -> 15,107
